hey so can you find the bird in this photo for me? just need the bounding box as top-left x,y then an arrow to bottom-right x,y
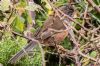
8,4 -> 75,64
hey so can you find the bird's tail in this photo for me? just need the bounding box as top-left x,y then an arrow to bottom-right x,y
8,41 -> 37,64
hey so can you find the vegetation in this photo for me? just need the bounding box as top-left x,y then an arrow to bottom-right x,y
0,0 -> 100,66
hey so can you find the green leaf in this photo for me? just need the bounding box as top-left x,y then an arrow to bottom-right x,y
90,12 -> 100,23
11,16 -> 25,32
55,0 -> 67,6
71,64 -> 74,66
16,0 -> 27,8
22,11 -> 32,24
27,13 -> 33,24
0,0 -> 11,11
36,20 -> 43,27
89,51 -> 97,58
93,0 -> 100,5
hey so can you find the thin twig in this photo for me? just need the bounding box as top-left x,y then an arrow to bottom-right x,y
78,50 -> 99,63
87,0 -> 100,13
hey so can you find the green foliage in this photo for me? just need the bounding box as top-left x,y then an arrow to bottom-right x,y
0,0 -> 100,66
93,0 -> 100,5
0,34 -> 27,65
35,11 -> 47,28
89,51 -> 97,58
16,0 -> 27,8
61,38 -> 72,50
15,45 -> 42,66
21,11 -> 31,23
0,33 -> 41,66
90,11 -> 100,23
55,0 -> 67,6
11,15 -> 25,32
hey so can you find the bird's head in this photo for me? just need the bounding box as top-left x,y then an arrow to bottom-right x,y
59,4 -> 74,17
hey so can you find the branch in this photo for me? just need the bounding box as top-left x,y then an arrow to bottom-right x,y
87,0 -> 100,13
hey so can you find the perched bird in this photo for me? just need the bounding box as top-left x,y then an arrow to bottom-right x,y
8,4 -> 75,64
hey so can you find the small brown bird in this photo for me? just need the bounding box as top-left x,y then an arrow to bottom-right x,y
8,4 -> 74,64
